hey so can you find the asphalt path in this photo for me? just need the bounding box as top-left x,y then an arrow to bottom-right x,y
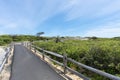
10,45 -> 65,80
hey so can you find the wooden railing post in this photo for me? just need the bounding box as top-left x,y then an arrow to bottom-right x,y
27,42 -> 29,47
25,42 -> 26,47
30,43 -> 31,50
10,43 -> 12,51
34,47 -> 36,53
42,48 -> 45,60
63,53 -> 67,74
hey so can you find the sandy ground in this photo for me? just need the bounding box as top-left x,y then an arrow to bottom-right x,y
30,47 -> 83,80
0,47 -> 14,80
0,47 -> 6,64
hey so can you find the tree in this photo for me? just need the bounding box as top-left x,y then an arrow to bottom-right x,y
90,36 -> 98,40
36,32 -> 44,37
55,36 -> 61,43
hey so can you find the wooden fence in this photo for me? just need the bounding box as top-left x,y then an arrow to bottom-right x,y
23,42 -> 120,80
0,45 -> 12,73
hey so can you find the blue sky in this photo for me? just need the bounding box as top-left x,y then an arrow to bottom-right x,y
0,0 -> 120,37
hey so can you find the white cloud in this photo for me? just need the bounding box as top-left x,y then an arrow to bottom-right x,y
0,0 -> 74,35
0,0 -> 120,36
0,0 -> 71,33
84,21 -> 120,37
65,0 -> 120,21
65,0 -> 102,20
95,0 -> 120,17
0,18 -> 36,34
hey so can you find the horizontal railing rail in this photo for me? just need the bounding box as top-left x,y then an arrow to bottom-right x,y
31,45 -> 63,58
67,58 -> 120,80
23,42 -> 120,80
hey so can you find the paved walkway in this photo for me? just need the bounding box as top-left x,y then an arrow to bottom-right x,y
10,45 -> 65,80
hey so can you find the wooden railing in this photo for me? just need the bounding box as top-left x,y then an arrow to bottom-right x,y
23,42 -> 120,80
0,44 -> 12,73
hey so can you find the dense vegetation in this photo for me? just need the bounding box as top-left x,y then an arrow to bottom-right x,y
34,38 -> 120,79
0,35 -> 12,45
0,35 -> 48,46
1,35 -> 120,79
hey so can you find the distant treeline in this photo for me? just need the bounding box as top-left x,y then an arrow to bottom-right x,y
0,35 -> 120,46
0,35 -> 49,46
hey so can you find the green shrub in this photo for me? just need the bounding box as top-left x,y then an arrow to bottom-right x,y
34,39 -> 120,79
